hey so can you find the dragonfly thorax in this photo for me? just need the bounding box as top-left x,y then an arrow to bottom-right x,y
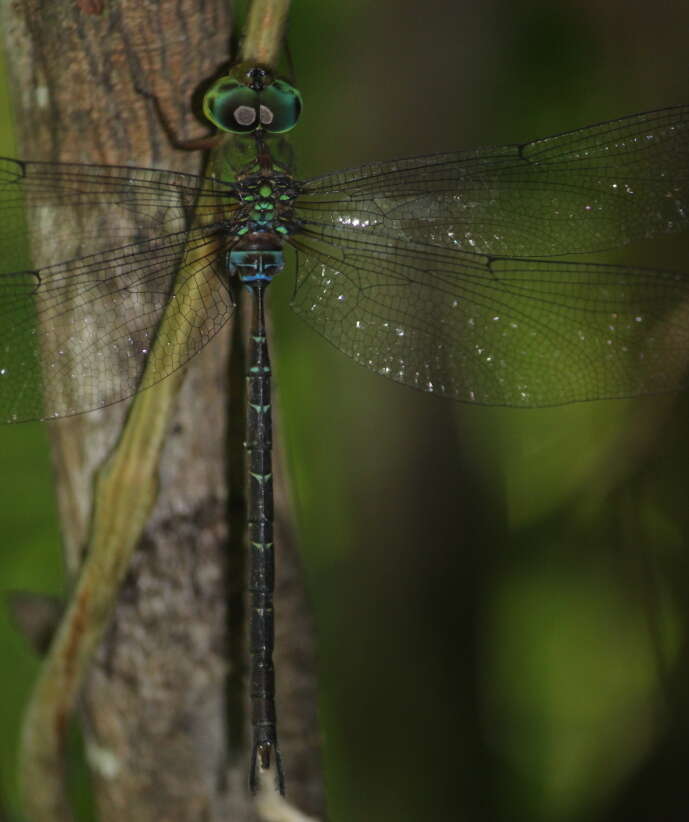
232,173 -> 301,236
227,174 -> 300,285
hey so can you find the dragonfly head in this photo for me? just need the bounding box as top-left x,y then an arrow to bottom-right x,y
203,62 -> 302,135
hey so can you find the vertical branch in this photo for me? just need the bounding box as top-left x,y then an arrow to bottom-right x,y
1,0 -> 322,820
241,0 -> 291,65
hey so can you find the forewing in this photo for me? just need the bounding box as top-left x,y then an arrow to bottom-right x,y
298,105 -> 689,257
0,158 -> 237,258
289,226 -> 689,407
0,159 -> 237,421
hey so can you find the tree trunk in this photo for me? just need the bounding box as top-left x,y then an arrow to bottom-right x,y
0,1 -> 323,819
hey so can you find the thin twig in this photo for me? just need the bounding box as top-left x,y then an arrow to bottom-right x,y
241,0 -> 291,65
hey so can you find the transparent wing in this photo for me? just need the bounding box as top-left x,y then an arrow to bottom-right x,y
0,159 -> 237,422
289,226 -> 689,407
0,158 -> 237,259
297,105 -> 689,257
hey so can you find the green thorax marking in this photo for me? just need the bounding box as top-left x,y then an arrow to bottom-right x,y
234,172 -> 300,237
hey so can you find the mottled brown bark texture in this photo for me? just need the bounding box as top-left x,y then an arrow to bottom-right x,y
0,1 -> 323,819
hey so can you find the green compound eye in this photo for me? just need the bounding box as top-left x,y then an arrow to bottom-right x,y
203,69 -> 303,135
258,79 -> 302,134
203,78 -> 260,134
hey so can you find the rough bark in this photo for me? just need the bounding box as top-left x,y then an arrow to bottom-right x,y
1,1 -> 323,819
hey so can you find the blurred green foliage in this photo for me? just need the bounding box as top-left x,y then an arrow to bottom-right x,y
3,0 -> 689,820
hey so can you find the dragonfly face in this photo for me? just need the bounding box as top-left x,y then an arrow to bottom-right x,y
203,62 -> 302,135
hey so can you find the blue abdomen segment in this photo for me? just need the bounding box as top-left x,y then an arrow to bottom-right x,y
228,248 -> 285,283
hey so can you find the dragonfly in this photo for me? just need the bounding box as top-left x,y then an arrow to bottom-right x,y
2,62 -> 689,793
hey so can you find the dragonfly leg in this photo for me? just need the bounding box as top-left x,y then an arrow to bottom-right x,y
134,83 -> 223,151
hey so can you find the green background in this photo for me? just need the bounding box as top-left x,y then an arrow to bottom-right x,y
2,0 -> 689,820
